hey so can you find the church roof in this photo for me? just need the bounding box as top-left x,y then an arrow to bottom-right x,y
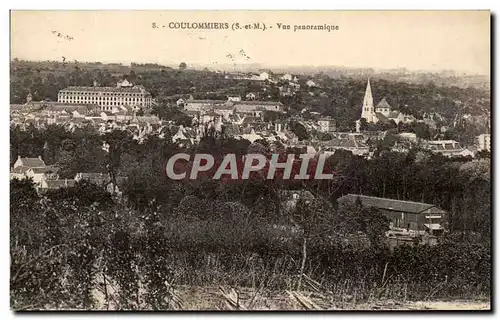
375,98 -> 392,110
374,112 -> 390,123
388,111 -> 401,118
362,79 -> 374,107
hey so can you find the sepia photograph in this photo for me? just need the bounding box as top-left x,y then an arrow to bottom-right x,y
9,10 -> 491,311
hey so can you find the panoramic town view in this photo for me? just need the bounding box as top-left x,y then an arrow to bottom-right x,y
9,11 -> 491,311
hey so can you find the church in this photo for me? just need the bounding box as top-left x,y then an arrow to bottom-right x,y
359,79 -> 416,125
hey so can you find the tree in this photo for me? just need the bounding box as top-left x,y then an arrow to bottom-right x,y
336,198 -> 390,249
178,62 -> 187,70
289,121 -> 310,141
291,198 -> 335,290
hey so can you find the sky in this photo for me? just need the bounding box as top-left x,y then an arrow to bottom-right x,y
10,10 -> 491,75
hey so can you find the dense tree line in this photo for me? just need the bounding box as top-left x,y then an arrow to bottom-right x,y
11,125 -> 491,243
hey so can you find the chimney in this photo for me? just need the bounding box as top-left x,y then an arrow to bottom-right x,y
18,155 -> 21,160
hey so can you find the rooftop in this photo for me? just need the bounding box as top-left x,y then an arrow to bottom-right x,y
375,98 -> 392,110
42,179 -> 77,189
235,101 -> 283,106
338,194 -> 447,215
59,85 -> 150,94
17,157 -> 46,168
186,100 -> 227,104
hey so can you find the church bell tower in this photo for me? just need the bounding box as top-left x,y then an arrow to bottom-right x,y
361,78 -> 376,123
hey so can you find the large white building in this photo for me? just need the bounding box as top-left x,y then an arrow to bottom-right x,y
57,79 -> 153,112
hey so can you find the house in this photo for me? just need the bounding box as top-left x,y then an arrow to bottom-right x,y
100,111 -> 116,121
259,72 -> 269,81
280,73 -> 293,81
39,178 -> 77,191
337,194 -> 447,236
172,125 -> 195,145
25,166 -> 59,184
74,172 -> 110,186
227,95 -> 241,102
245,92 -> 257,100
425,140 -> 475,158
201,111 -> 220,124
320,138 -> 370,156
13,155 -> 45,169
176,98 -> 185,107
306,80 -> 317,87
318,117 -> 336,133
234,101 -> 284,114
398,132 -> 418,143
421,112 -> 443,129
279,86 -> 294,97
239,128 -> 262,143
213,105 -> 235,120
184,100 -> 227,112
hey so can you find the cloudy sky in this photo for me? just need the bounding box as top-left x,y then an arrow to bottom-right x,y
10,10 -> 490,75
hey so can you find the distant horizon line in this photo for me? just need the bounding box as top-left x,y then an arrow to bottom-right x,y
10,57 -> 490,77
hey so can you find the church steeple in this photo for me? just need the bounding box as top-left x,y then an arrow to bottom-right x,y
361,78 -> 376,123
363,78 -> 373,108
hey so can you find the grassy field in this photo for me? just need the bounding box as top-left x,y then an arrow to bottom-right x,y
84,283 -> 490,311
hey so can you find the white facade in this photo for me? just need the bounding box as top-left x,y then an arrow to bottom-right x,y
478,134 -> 491,152
259,72 -> 269,81
318,118 -> 336,133
57,81 -> 153,112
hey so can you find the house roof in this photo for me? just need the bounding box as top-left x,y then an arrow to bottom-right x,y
214,105 -> 235,110
18,157 -> 45,168
186,100 -> 227,104
76,172 -> 108,179
29,166 -> 58,174
204,111 -> 220,117
242,116 -> 261,125
11,166 -> 30,173
338,194 -> 447,215
424,224 -> 444,230
322,138 -> 368,149
43,179 -> 77,189
234,101 -> 283,106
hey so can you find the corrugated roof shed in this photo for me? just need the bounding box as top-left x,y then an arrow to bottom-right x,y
338,194 -> 446,215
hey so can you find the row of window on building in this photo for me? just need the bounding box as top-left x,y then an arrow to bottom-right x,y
58,96 -> 152,107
